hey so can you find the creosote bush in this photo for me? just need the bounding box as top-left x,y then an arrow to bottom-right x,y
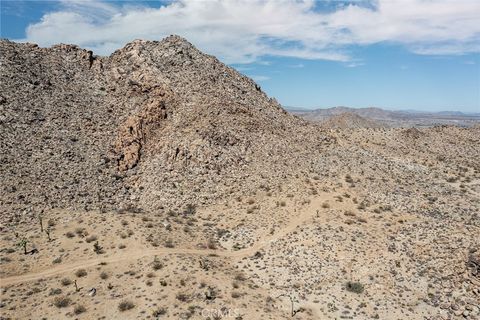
53,296 -> 71,308
75,269 -> 87,277
153,307 -> 167,317
74,305 -> 86,314
118,300 -> 135,311
345,281 -> 364,294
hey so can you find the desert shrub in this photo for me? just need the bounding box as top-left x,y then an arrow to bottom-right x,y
100,271 -> 109,280
279,201 -> 286,207
183,204 -> 196,215
231,291 -> 242,298
75,227 -> 86,236
74,305 -> 86,314
52,257 -> 62,264
345,281 -> 364,294
234,272 -> 247,282
118,244 -> 126,249
153,308 -> 167,317
344,211 -> 355,217
60,278 -> 72,286
85,235 -> 97,243
176,293 -> 189,302
65,232 -> 75,238
118,300 -> 135,311
75,269 -> 87,277
321,202 -> 330,209
53,296 -> 71,308
152,258 -> 163,271
49,288 -> 62,296
165,239 -> 174,248
207,239 -> 217,250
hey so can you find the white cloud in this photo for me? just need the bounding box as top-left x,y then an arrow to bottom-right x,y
288,63 -> 305,68
345,61 -> 365,68
18,0 -> 480,63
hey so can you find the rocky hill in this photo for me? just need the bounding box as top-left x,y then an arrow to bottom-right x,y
320,112 -> 383,129
1,36 -> 479,320
291,106 -> 480,127
0,36 -> 332,217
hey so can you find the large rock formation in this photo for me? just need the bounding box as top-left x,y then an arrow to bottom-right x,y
0,35 -> 333,216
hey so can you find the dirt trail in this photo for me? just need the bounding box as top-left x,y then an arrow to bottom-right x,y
1,193 -> 341,287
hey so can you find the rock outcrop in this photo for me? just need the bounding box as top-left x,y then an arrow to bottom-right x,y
0,35 -> 332,216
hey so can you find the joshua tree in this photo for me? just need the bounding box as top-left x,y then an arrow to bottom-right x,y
38,214 -> 44,232
93,241 -> 103,254
74,280 -> 80,292
277,293 -> 302,317
45,228 -> 52,241
18,238 -> 28,254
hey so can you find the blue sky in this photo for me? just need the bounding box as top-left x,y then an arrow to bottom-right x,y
1,0 -> 479,112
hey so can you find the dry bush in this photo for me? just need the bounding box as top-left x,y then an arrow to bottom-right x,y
75,269 -> 87,277
74,305 -> 86,314
118,300 -> 135,311
53,296 -> 71,308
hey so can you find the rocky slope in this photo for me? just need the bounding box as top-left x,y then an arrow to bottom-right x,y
1,36 -> 479,320
0,36 -> 332,218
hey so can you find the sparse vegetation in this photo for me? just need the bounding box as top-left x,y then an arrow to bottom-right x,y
152,307 -> 167,317
75,269 -> 87,277
345,281 -> 364,294
74,305 -> 86,314
53,296 -> 71,308
93,241 -> 104,254
118,300 -> 135,311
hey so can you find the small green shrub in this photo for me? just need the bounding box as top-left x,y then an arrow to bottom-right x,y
345,281 -> 364,294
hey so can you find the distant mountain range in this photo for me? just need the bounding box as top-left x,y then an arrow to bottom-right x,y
286,106 -> 480,127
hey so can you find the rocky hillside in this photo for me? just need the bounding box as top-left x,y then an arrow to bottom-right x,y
0,36 -> 332,217
320,112 -> 383,129
291,106 -> 480,127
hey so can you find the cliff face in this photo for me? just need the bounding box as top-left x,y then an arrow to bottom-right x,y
0,36 -> 333,215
